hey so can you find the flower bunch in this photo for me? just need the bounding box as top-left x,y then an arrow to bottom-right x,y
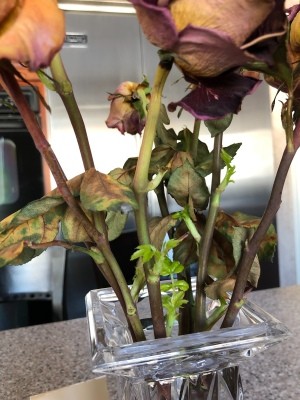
0,0 -> 299,340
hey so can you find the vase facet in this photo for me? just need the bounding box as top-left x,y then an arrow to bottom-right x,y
108,367 -> 243,400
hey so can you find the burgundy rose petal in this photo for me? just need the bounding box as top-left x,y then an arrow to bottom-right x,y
287,4 -> 300,22
168,73 -> 261,120
129,0 -> 178,49
174,26 -> 252,77
124,111 -> 145,135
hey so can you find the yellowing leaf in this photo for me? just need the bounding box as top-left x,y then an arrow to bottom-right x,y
0,242 -> 24,267
61,207 -> 92,242
50,172 -> 84,197
80,168 -> 138,212
0,196 -> 64,233
0,206 -> 64,267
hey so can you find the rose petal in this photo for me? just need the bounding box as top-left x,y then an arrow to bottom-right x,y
168,73 -> 261,120
129,0 -> 178,49
174,26 -> 251,77
0,0 -> 65,70
169,0 -> 276,47
0,1 -> 17,22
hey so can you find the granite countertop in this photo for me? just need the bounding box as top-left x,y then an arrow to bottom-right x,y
0,285 -> 299,400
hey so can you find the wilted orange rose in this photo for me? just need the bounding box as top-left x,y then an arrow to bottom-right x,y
0,0 -> 65,70
106,80 -> 151,135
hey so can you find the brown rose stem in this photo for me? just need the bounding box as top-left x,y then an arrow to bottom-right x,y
133,57 -> 173,339
194,133 -> 223,332
221,119 -> 300,328
0,64 -> 145,342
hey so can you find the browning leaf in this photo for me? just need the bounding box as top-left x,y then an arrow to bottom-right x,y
149,215 -> 177,250
80,168 -> 138,212
231,211 -> 277,260
205,278 -> 236,300
173,221 -> 198,267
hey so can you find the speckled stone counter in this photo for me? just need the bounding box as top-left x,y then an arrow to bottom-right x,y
0,285 -> 299,400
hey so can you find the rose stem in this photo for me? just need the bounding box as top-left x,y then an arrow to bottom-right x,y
221,119 -> 300,328
0,62 -> 145,341
133,56 -> 173,339
194,132 -> 223,331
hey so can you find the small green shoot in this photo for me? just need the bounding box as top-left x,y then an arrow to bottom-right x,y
130,237 -> 189,336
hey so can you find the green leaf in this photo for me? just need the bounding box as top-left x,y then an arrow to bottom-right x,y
160,259 -> 184,276
106,210 -> 128,241
204,114 -> 233,137
163,238 -> 183,253
149,145 -> 175,174
161,295 -> 173,312
131,258 -> 146,301
160,283 -> 173,292
80,168 -> 138,212
194,139 -> 210,165
156,104 -> 177,147
167,160 -> 209,210
196,143 -> 241,178
171,290 -> 186,307
174,279 -> 189,292
130,244 -> 156,262
160,257 -> 173,276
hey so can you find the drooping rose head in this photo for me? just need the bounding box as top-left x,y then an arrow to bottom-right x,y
106,80 -> 151,135
129,0 -> 286,120
130,0 -> 285,79
0,0 -> 65,70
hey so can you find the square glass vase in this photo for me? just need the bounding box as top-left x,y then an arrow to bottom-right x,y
85,282 -> 290,400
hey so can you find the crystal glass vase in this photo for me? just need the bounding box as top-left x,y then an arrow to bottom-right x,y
85,282 -> 290,400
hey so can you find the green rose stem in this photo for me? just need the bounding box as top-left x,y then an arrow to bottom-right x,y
221,119 -> 300,328
191,118 -> 201,162
194,133 -> 223,332
133,57 -> 173,339
0,64 -> 145,342
49,54 -> 109,242
50,54 -> 94,171
177,118 -> 201,335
